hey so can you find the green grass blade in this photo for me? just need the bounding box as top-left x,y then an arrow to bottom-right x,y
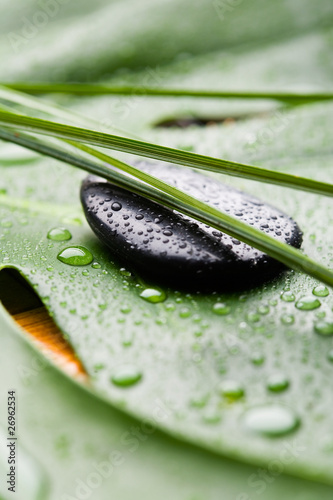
0,126 -> 332,288
0,85 -> 141,142
3,82 -> 333,103
0,109 -> 331,197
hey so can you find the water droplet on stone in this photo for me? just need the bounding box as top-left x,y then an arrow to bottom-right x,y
111,202 -> 122,211
111,365 -> 142,387
81,167 -> 302,291
139,288 -> 166,303
295,296 -> 321,311
57,246 -> 93,266
243,405 -> 299,437
47,227 -> 72,241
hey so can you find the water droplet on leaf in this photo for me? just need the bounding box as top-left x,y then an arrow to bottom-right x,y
312,285 -> 329,297
281,291 -> 295,302
47,227 -> 72,241
212,302 -> 230,315
267,373 -> 290,392
111,365 -> 142,387
243,405 -> 299,437
281,313 -> 295,325
314,321 -> 333,336
57,246 -> 93,266
295,296 -> 321,311
219,380 -> 244,400
139,288 -> 166,303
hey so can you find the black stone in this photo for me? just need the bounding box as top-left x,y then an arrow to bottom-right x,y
80,163 -> 302,291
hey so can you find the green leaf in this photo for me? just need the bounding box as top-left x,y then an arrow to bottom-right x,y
1,97 -> 333,488
3,82 -> 333,103
2,311 -> 333,499
2,2 -> 333,498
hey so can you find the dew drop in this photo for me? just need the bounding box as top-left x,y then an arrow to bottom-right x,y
280,291 -> 295,302
219,380 -> 244,400
243,405 -> 299,437
212,302 -> 230,315
92,262 -> 101,269
111,365 -> 142,387
251,352 -> 265,366
295,296 -> 321,311
314,321 -> 333,336
57,246 -> 93,266
164,302 -> 176,312
47,227 -> 72,241
139,288 -> 166,303
312,285 -> 329,297
120,268 -> 132,277
327,350 -> 333,363
258,304 -> 269,315
120,305 -> 131,314
267,373 -> 290,393
281,313 -> 295,325
179,307 -> 191,318
111,202 -> 122,211
247,311 -> 261,323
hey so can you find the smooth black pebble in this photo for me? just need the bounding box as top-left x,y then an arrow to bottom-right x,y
80,163 -> 302,291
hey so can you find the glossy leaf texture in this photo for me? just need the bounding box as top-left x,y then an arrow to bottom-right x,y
1,1 -> 333,499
